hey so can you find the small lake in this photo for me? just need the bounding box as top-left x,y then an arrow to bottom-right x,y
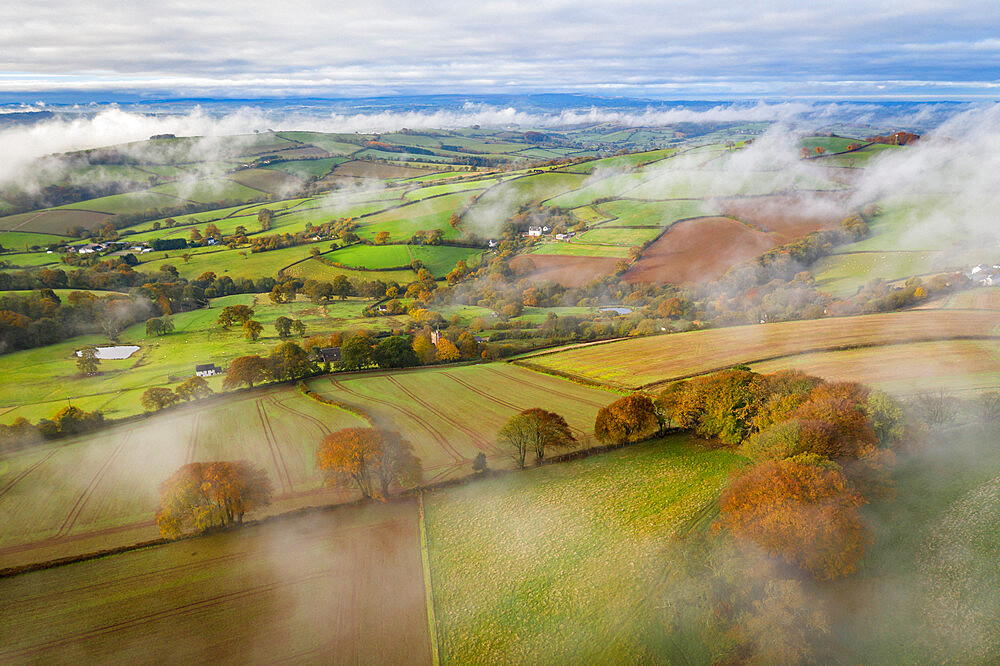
599,307 -> 633,315
75,345 -> 140,360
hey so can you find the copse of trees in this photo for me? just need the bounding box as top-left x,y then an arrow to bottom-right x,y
156,461 -> 272,538
498,408 -> 577,468
316,428 -> 421,500
594,394 -> 661,446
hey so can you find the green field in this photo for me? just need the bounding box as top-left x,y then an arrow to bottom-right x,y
151,179 -> 264,204
528,241 -> 631,258
355,192 -> 474,242
138,244 -> 321,280
520,309 -> 1000,389
595,199 -> 717,227
575,226 -> 662,246
323,242 -> 479,276
0,231 -> 70,249
425,434 -> 745,663
813,251 -> 943,297
557,147 -> 677,174
266,157 -> 343,178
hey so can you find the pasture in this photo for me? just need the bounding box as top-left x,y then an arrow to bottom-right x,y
354,192 -> 474,242
594,199 -> 716,227
518,309 -> 1000,389
0,500 -> 432,664
151,179 -> 265,204
425,434 -> 745,663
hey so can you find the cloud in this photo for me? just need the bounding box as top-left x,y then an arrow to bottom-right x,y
0,1 -> 999,98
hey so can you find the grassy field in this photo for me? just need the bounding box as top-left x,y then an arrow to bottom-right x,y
306,363 -> 618,482
0,500 -> 432,663
812,251 -> 943,297
137,244 -> 321,280
151,179 -> 264,204
321,243 -> 478,276
519,309 -> 1000,389
575,226 -> 662,246
528,242 -> 631,258
595,199 -> 717,227
284,258 -> 417,284
0,230 -> 70,249
425,434 -> 745,663
557,148 -> 677,174
0,209 -> 111,235
354,192 -> 474,242
0,294 -> 406,425
0,383 -> 368,567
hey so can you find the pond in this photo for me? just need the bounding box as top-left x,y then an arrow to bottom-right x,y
75,345 -> 140,360
599,306 -> 633,315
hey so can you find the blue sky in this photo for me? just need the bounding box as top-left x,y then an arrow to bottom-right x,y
1,0 -> 998,99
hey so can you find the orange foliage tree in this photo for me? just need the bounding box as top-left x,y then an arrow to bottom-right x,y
717,456 -> 871,580
497,408 -> 577,468
317,428 -> 421,499
156,461 -> 272,538
223,355 -> 269,389
595,394 -> 661,446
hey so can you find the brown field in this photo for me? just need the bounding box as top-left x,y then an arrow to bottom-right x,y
267,146 -> 331,160
0,209 -> 109,235
0,500 -> 432,664
519,309 -> 1000,389
939,287 -> 1000,311
228,168 -> 303,194
331,160 -> 432,180
624,216 -> 777,284
718,192 -> 849,242
751,339 -> 1000,395
508,254 -> 621,287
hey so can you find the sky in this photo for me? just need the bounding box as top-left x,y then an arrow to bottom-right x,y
0,0 -> 998,100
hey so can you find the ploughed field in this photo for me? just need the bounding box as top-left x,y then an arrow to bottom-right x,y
0,500 -> 433,664
519,309 -> 1000,389
305,363 -> 618,484
0,363 -> 616,568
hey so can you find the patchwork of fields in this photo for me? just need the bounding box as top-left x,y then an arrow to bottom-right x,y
519,309 -> 1000,389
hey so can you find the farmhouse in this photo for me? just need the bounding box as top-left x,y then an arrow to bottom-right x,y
316,347 -> 341,363
195,363 -> 222,377
527,226 -> 543,237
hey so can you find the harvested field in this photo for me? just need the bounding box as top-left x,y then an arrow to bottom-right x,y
518,309 -> 1000,389
624,216 -> 777,284
0,209 -> 110,235
0,385 -> 367,568
939,287 -> 1000,311
0,501 -> 432,664
752,339 -> 1000,395
331,160 -> 431,179
509,253 -> 621,286
305,363 -> 617,484
717,192 -> 849,242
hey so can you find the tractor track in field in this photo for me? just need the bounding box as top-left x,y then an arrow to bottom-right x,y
184,411 -> 201,464
268,394 -> 332,434
328,378 -> 465,462
0,447 -> 62,501
55,430 -> 133,539
1,571 -> 332,661
0,520 -> 156,558
256,400 -> 294,495
384,376 -> 496,455
442,371 -> 587,441
484,365 -> 610,409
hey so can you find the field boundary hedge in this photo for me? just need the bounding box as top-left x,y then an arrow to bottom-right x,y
297,380 -> 375,425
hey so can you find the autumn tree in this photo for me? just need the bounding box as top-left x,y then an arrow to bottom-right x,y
374,230 -> 390,245
338,334 -> 374,370
76,346 -> 100,376
217,304 -> 254,329
175,375 -> 213,401
435,338 -> 461,362
223,355 -> 270,389
372,336 -> 419,369
156,461 -> 272,537
594,394 -> 660,446
498,408 -> 577,468
258,208 -> 274,231
317,428 -> 421,499
243,319 -> 264,341
268,341 -> 316,381
717,455 -> 871,580
141,387 -> 180,412
291,319 -> 307,337
145,316 -> 174,336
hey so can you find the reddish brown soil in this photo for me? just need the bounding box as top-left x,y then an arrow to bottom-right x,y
624,216 -> 777,284
332,160 -> 429,179
718,192 -> 849,242
509,254 -> 621,287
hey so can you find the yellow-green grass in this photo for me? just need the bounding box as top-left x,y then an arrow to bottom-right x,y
284,258 -> 417,284
1,288 -> 128,299
55,191 -> 183,216
355,192 -> 474,242
543,172 -> 647,208
305,362 -> 618,482
751,339 -> 1000,396
0,251 -> 62,269
273,131 -> 366,155
557,147 -> 678,174
0,500 -> 432,663
519,309 -> 1000,389
595,199 -> 718,227
151,179 -> 264,204
0,295 -> 400,425
528,242 -> 631,258
401,170 -> 481,183
425,434 -> 745,663
569,205 -> 615,225
266,157 -> 344,178
0,231 -> 70,249
470,172 -> 588,211
625,167 -> 838,200
0,383 -> 368,567
838,195 -> 989,254
812,251 -> 941,297
137,244 -> 320,280
817,142 -> 898,168
799,136 -> 859,153
575,226 -> 662,246
324,244 -> 480,277
833,424 -> 1000,663
403,178 -> 498,201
